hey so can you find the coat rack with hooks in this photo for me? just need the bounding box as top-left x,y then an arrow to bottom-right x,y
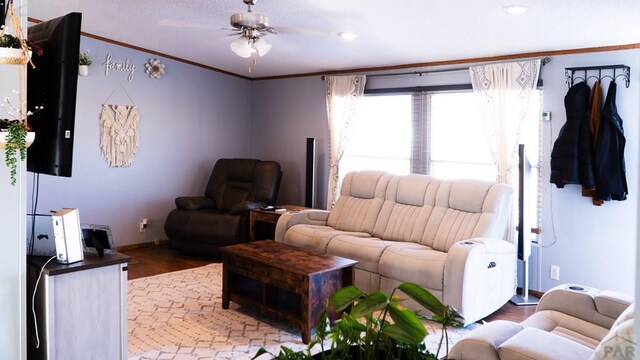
565,64 -> 630,89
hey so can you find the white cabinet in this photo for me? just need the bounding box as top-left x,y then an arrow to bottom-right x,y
30,253 -> 130,360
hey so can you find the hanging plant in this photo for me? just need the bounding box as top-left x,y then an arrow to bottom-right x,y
0,95 -> 41,186
0,0 -> 40,66
0,119 -> 27,185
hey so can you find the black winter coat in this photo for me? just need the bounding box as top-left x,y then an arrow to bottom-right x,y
550,82 -> 596,188
594,81 -> 627,201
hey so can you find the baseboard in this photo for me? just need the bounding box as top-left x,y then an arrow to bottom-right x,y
516,287 -> 545,299
116,239 -> 169,251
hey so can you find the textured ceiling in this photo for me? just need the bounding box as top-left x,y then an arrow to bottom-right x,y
28,0 -> 640,79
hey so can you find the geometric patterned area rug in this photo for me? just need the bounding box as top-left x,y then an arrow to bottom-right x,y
127,263 -> 478,360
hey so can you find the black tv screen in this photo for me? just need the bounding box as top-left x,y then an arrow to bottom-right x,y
27,13 -> 82,177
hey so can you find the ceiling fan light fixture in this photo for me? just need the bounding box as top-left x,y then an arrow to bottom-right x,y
231,36 -> 253,58
338,31 -> 359,40
253,37 -> 272,56
502,5 -> 528,15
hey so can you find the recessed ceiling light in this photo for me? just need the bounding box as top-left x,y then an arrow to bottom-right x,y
338,32 -> 359,40
502,5 -> 528,15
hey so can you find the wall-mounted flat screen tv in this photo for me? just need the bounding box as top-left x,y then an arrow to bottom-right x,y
27,12 -> 82,177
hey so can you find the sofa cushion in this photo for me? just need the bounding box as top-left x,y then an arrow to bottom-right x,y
428,207 -> 483,251
326,171 -> 390,234
611,303 -> 634,330
327,236 -> 399,273
282,224 -> 369,254
449,320 -> 524,360
498,327 -> 593,360
378,245 -> 446,291
165,208 -> 242,245
520,310 -> 609,349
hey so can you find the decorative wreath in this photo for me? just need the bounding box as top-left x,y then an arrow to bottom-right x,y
145,59 -> 165,79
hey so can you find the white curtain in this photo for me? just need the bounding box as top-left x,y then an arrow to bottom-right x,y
470,60 -> 541,242
325,75 -> 366,209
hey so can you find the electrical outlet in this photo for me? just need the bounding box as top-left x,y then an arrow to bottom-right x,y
154,238 -> 160,245
550,265 -> 560,280
140,219 -> 148,233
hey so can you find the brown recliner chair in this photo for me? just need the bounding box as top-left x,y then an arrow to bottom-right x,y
165,158 -> 282,255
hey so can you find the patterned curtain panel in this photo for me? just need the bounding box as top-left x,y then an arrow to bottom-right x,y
324,75 -> 366,210
469,60 -> 541,242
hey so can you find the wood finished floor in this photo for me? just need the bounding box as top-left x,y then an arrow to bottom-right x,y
120,244 -> 536,323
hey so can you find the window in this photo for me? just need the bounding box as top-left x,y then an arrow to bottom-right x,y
341,88 -> 543,230
340,95 -> 412,176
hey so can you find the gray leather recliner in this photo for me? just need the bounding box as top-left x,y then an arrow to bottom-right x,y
165,158 -> 282,255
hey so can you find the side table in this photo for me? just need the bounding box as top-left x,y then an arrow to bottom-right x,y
28,252 -> 131,359
249,204 -> 308,241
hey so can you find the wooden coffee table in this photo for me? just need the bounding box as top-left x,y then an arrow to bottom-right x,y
221,240 -> 358,343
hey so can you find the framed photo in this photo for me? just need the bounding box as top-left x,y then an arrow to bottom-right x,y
81,224 -> 116,255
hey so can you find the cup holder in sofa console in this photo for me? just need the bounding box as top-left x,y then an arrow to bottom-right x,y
568,285 -> 587,292
461,241 -> 475,245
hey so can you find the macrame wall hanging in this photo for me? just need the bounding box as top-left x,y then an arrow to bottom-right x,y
100,85 -> 139,167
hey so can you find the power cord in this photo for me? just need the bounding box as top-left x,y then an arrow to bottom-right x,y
31,255 -> 56,349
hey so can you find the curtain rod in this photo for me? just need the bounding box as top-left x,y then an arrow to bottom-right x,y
321,57 -> 551,81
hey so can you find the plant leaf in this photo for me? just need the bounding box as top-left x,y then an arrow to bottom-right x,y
251,347 -> 269,359
381,324 -> 421,344
398,282 -> 445,317
331,285 -> 364,312
350,291 -> 388,318
387,304 -> 426,342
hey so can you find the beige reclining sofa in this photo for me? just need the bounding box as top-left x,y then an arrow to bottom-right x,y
449,284 -> 635,360
275,170 -> 514,324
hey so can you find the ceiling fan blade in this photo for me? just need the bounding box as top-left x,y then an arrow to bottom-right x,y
273,26 -> 333,37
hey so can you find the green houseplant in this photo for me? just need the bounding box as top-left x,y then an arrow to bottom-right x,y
0,96 -> 40,186
78,51 -> 92,66
78,51 -> 92,76
254,282 -> 464,360
0,118 -> 28,186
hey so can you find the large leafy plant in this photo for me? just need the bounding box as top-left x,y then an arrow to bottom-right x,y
254,282 -> 464,360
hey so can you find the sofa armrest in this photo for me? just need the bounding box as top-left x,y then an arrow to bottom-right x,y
444,238 -> 516,325
274,209 -> 330,242
536,284 -> 633,329
175,196 -> 216,210
449,320 -> 523,360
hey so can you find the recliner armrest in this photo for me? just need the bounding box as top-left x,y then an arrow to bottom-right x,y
537,284 -> 633,329
175,196 -> 216,210
229,201 -> 266,215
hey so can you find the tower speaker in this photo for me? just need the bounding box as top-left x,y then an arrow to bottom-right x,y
305,138 -> 316,208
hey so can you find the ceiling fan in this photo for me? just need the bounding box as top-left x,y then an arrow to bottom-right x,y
227,0 -> 275,64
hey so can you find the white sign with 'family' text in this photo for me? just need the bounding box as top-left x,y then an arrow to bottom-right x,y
102,54 -> 137,82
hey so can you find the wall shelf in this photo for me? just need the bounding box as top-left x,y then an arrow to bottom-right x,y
565,64 -> 630,88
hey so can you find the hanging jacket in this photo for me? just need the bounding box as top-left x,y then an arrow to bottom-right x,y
582,81 -> 604,205
550,82 -> 596,188
594,81 -> 627,201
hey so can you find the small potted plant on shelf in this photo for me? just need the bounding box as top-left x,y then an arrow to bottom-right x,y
78,50 -> 92,76
0,95 -> 40,186
253,282 -> 465,360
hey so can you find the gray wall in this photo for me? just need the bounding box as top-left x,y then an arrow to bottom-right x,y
251,77 -> 328,209
29,36 -> 252,247
250,49 -> 639,296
